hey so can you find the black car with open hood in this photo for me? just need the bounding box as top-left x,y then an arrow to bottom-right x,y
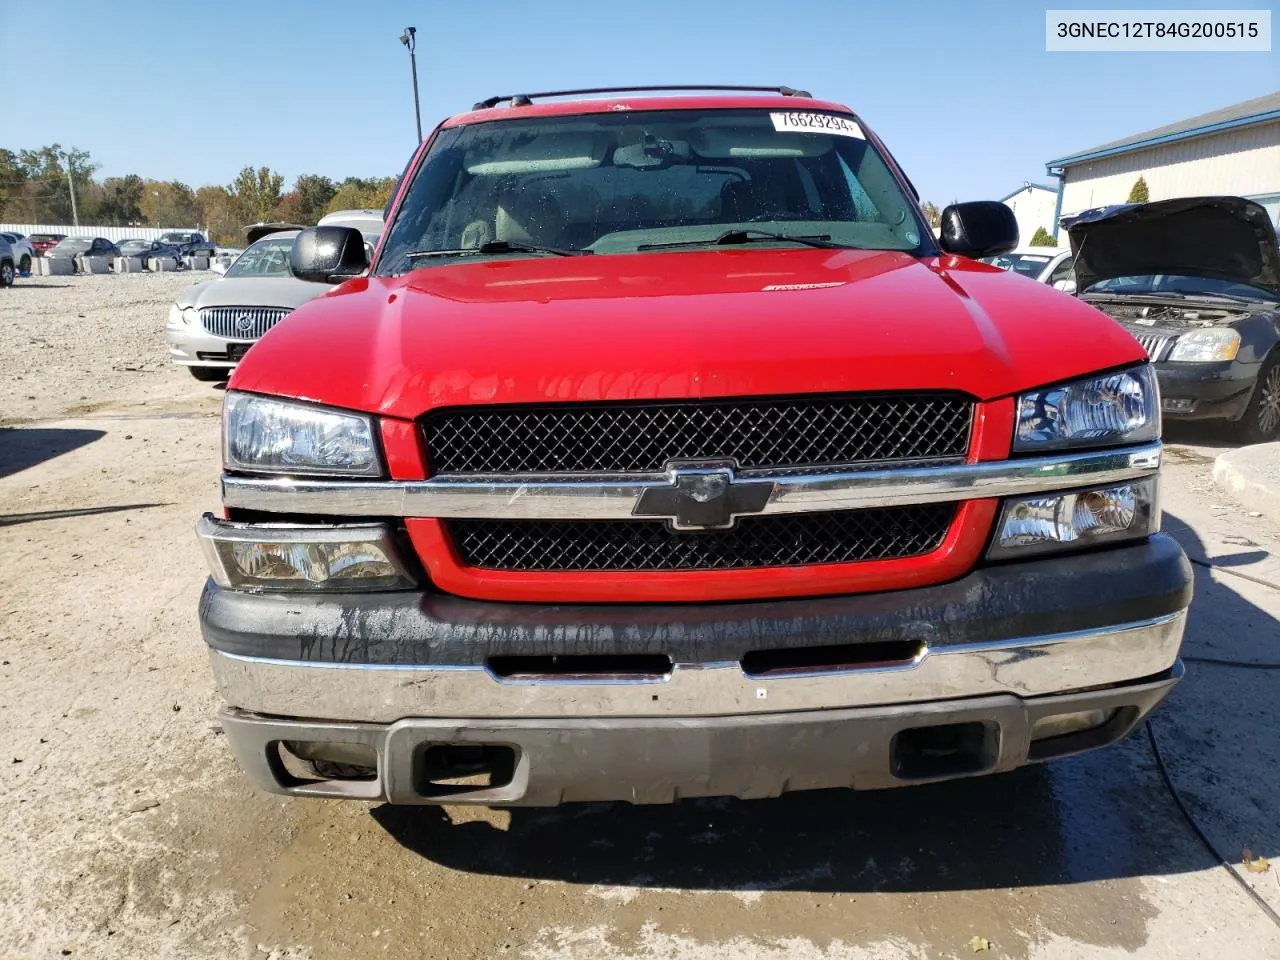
1066,196 -> 1280,442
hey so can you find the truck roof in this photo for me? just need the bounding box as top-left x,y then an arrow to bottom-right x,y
442,93 -> 854,129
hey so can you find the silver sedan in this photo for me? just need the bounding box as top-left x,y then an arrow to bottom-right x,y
164,231 -> 324,381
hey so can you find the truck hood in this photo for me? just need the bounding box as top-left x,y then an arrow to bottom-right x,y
1066,196 -> 1280,296
230,247 -> 1146,419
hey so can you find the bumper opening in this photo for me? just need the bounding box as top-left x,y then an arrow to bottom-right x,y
742,640 -> 923,676
417,744 -> 518,798
891,721 -> 997,780
488,654 -> 673,681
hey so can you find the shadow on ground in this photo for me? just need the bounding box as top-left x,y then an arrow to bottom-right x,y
0,427 -> 104,478
373,512 -> 1279,898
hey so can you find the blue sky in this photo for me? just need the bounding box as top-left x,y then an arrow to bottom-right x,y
4,1 -> 1276,205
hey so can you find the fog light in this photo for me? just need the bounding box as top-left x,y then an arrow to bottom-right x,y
988,477 -> 1158,559
197,514 -> 417,591
1162,398 -> 1195,413
1030,709 -> 1114,742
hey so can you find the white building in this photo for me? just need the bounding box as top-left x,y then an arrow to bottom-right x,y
999,183 -> 1059,247
1045,91 -> 1280,240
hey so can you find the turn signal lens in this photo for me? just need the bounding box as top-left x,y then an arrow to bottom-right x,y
988,478 -> 1158,558
197,515 -> 416,592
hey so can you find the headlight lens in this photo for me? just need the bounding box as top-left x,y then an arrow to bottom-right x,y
198,516 -> 416,591
181,306 -> 198,325
988,477 -> 1158,559
1167,329 -> 1240,363
223,392 -> 382,476
1014,365 -> 1159,451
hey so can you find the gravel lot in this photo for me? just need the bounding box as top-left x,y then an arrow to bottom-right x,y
2,274 -> 1280,960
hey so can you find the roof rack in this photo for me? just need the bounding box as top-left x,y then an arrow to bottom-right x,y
472,85 -> 813,111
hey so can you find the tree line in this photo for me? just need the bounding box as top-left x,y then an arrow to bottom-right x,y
0,144 -> 398,245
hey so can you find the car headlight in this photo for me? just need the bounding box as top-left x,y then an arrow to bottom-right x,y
168,304 -> 197,325
223,392 -> 382,476
1014,365 -> 1159,451
1167,329 -> 1240,363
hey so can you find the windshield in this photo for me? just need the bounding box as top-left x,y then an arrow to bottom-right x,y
986,253 -> 1054,279
54,238 -> 92,251
224,236 -> 295,278
161,233 -> 195,243
377,108 -> 929,274
1087,274 -> 1276,301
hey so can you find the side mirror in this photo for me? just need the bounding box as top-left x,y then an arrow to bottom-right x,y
289,226 -> 369,284
938,201 -> 1019,260
211,260 -> 228,276
1053,278 -> 1077,294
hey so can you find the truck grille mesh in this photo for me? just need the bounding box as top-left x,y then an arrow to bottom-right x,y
423,394 -> 973,475
199,306 -> 293,340
447,505 -> 955,571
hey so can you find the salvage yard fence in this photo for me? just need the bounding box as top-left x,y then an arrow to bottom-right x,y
0,223 -> 201,243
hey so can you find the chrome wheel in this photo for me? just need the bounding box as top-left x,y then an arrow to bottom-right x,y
1259,365 -> 1280,437
0,262 -> 13,287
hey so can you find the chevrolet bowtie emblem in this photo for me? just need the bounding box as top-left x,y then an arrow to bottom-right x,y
632,467 -> 773,531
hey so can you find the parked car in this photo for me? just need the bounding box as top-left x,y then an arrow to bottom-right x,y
1065,196 -> 1280,442
27,233 -> 66,257
156,231 -> 216,259
0,236 -> 15,287
118,238 -> 184,264
198,86 -> 1189,807
0,232 -> 34,274
982,248 -> 1074,286
164,230 -> 324,380
47,236 -> 121,261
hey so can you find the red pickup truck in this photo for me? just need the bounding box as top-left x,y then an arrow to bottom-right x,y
198,87 -> 1191,806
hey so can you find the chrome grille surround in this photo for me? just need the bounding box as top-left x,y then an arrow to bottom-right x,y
200,305 -> 293,340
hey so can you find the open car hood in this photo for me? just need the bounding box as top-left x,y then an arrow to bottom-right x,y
1065,196 -> 1280,297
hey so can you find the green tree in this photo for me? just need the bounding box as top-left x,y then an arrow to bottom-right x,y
1127,177 -> 1149,204
98,175 -> 145,226
7,144 -> 96,223
325,176 -> 397,214
919,201 -> 941,228
228,166 -> 285,223
1029,226 -> 1057,247
291,174 -> 336,224
140,180 -> 200,227
195,185 -> 240,245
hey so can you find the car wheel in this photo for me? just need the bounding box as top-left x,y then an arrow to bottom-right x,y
188,366 -> 228,382
1234,353 -> 1280,443
0,261 -> 14,287
19,255 -> 31,274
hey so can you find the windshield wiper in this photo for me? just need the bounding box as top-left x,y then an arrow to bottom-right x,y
405,240 -> 591,260
639,229 -> 849,251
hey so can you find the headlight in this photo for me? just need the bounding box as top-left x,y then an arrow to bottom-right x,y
223,392 -> 382,476
197,515 -> 416,591
988,477 -> 1159,559
168,304 -> 197,325
1014,365 -> 1159,451
1167,329 -> 1240,363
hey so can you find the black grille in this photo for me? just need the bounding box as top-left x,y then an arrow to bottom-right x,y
423,395 -> 972,475
447,505 -> 955,571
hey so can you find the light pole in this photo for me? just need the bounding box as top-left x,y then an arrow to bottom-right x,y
63,151 -> 79,227
400,26 -> 422,143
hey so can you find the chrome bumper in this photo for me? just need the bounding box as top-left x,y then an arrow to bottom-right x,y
209,610 -> 1185,721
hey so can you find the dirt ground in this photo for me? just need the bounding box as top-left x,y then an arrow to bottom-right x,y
2,274 -> 1280,960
